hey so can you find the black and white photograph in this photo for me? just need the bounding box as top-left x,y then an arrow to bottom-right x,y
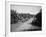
10,5 -> 42,32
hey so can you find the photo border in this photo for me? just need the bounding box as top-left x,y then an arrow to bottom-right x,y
5,1 -> 46,37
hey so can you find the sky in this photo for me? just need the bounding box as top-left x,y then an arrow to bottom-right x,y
11,5 -> 41,15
